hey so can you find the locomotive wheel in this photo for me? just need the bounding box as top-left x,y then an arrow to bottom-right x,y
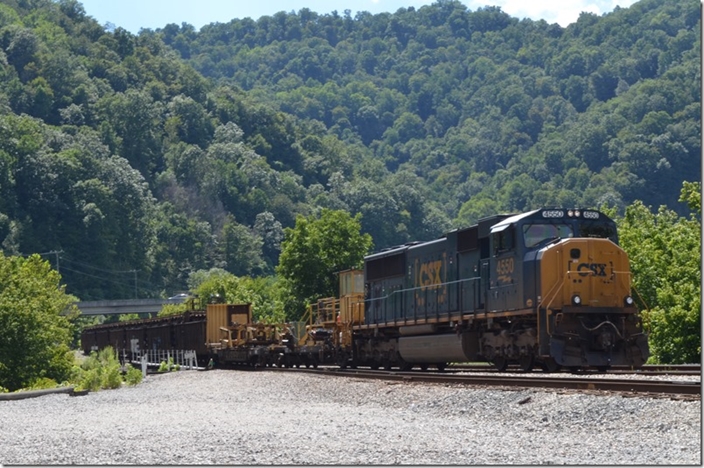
420,364 -> 428,371
492,357 -> 508,372
519,355 -> 534,372
540,357 -> 560,373
336,351 -> 348,369
370,363 -> 379,370
383,361 -> 393,370
435,363 -> 446,372
400,362 -> 413,371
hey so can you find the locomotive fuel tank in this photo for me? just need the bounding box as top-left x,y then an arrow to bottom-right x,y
398,332 -> 480,364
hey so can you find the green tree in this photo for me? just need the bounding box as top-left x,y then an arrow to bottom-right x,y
276,209 -> 372,319
188,268 -> 285,323
221,216 -> 266,277
616,181 -> 701,363
97,89 -> 163,180
0,254 -> 79,391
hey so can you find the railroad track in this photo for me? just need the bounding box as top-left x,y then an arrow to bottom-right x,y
448,363 -> 702,376
268,366 -> 701,400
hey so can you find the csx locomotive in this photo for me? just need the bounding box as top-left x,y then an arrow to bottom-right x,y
82,207 -> 650,372
343,207 -> 649,372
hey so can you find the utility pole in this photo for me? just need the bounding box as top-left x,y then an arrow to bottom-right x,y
40,250 -> 63,275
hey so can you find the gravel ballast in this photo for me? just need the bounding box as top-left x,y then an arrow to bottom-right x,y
0,369 -> 700,465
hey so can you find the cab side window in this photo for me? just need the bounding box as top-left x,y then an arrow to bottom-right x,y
493,227 -> 515,254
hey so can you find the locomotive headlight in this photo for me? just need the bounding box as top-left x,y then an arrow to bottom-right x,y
574,210 -> 581,217
567,210 -> 574,217
571,294 -> 582,306
624,296 -> 634,306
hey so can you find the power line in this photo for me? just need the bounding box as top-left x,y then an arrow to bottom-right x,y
59,265 -> 135,287
18,250 -> 166,297
60,257 -> 137,274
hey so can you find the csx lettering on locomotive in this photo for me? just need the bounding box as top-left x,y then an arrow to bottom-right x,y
577,262 -> 607,277
417,259 -> 443,290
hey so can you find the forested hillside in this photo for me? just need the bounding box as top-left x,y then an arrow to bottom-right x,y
178,0 -> 700,217
0,0 -> 699,301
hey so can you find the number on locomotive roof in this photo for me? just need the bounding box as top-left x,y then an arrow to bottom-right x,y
541,210 -> 564,218
583,211 -> 599,219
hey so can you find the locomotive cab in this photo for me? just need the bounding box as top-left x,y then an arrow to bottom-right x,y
485,208 -> 649,369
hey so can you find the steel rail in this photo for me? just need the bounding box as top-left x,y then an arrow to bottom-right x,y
283,367 -> 701,398
447,363 -> 702,376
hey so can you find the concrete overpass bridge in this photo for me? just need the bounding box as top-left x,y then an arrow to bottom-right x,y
75,297 -> 187,316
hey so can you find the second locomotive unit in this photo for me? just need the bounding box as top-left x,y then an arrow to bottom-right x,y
339,207 -> 649,371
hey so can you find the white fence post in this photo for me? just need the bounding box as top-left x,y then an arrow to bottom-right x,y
141,354 -> 147,378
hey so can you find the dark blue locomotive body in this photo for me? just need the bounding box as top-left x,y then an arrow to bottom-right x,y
356,208 -> 648,371
363,214 -> 508,326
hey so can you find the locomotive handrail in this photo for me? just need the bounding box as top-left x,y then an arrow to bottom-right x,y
630,285 -> 650,311
365,276 -> 481,305
538,270 -> 573,337
365,276 -> 481,325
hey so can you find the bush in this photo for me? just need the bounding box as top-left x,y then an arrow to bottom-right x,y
101,365 -> 123,389
27,377 -> 59,390
72,346 -> 126,391
158,357 -> 178,372
75,368 -> 101,392
124,366 -> 143,386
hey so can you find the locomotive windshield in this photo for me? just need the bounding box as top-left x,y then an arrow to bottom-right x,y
522,219 -> 618,249
522,223 -> 573,248
577,221 -> 618,243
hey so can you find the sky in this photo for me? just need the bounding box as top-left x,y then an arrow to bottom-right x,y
78,0 -> 639,34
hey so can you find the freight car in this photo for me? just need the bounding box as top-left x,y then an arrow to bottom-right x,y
80,299 -> 332,369
81,305 -> 209,365
203,302 -> 332,368
338,207 -> 650,372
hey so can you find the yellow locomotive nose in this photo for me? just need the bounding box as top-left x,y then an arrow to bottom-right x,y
537,237 -> 648,368
539,238 -> 632,310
